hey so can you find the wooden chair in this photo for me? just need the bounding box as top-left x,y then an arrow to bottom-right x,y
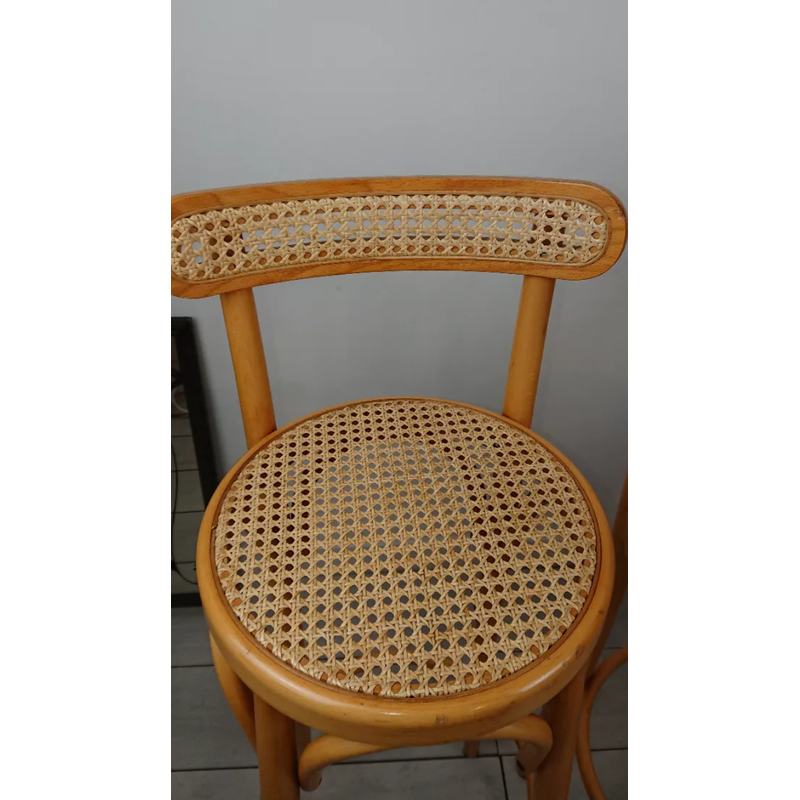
576,476 -> 628,800
171,176 -> 627,800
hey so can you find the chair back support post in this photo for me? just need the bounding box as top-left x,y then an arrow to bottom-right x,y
502,275 -> 556,427
176,179 -> 627,772
220,288 -> 276,447
172,177 -> 626,442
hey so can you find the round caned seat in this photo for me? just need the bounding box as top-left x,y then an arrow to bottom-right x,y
211,399 -> 600,699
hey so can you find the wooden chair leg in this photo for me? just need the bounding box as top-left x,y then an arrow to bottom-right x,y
587,476 -> 628,676
464,741 -> 481,758
529,666 -> 588,800
516,740 -> 542,777
299,717 -> 551,792
254,696 -> 299,800
295,722 -> 311,759
577,648 -> 628,800
209,634 -> 256,749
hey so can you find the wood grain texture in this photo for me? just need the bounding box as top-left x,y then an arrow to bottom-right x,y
182,175 -> 627,796
588,475 -> 628,676
220,288 -> 276,447
254,696 -> 299,800
171,176 -> 626,297
502,276 -> 556,427
464,740 -> 481,758
576,476 -> 628,800
195,396 -> 615,747
209,633 -> 256,750
530,665 -> 589,800
294,722 -> 311,762
576,647 -> 629,800
299,715 -> 552,791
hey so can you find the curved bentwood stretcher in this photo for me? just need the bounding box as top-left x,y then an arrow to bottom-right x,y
172,176 -> 627,800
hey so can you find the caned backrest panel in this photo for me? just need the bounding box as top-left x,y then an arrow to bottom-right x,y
171,177 -> 626,298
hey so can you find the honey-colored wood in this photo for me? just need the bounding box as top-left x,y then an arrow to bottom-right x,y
299,715 -> 553,792
254,695 -> 299,800
294,722 -> 311,762
209,288 -> 277,756
219,288 -> 276,447
530,665 -> 589,800
195,397 -> 615,747
577,476 -> 627,799
179,176 -> 626,797
516,737 -> 551,779
588,475 -> 628,676
464,740 -> 480,758
493,716 -> 555,777
209,633 -> 256,750
576,647 -> 628,800
299,737 -> 385,791
171,177 -> 627,298
502,276 -> 556,427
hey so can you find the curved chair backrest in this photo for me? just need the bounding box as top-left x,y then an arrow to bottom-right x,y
172,177 -> 625,297
171,177 -> 626,447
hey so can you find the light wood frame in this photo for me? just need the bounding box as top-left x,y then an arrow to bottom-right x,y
171,176 -> 626,299
173,176 -> 627,800
576,476 -> 628,800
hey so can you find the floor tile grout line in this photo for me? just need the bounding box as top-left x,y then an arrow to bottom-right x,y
172,765 -> 257,773
172,752 -> 507,774
170,747 -> 628,776
499,754 -> 510,800
172,614 -> 626,779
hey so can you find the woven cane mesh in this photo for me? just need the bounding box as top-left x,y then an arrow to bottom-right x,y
214,400 -> 598,698
173,194 -> 608,282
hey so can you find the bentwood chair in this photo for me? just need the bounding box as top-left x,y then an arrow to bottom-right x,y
576,476 -> 628,800
171,176 -> 627,800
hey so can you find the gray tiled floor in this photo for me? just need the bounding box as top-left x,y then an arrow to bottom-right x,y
172,605 -> 627,798
172,435 -> 199,471
173,511 -> 203,563
172,468 -> 205,513
172,415 -> 192,437
310,729 -> 498,762
501,751 -> 628,800
173,758 -> 507,800
173,666 -> 256,770
172,608 -> 213,666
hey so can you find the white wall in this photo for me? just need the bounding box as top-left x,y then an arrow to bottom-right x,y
172,0 -> 627,517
